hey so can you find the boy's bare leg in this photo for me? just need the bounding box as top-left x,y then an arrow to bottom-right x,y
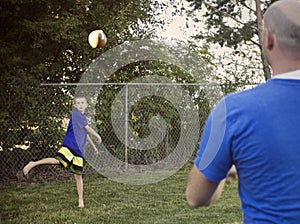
74,174 -> 84,208
23,158 -> 60,175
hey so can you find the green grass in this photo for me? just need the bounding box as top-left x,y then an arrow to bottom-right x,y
0,165 -> 242,224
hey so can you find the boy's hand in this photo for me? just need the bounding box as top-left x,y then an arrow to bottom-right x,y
96,136 -> 102,144
93,147 -> 99,155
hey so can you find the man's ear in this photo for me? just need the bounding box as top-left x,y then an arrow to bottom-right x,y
266,29 -> 275,50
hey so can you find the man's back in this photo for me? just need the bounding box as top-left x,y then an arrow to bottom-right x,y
227,76 -> 300,222
186,0 -> 300,223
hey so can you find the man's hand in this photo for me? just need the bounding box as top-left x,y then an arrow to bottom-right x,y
225,165 -> 238,184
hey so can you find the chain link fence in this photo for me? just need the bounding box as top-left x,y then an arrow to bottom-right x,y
0,82 -> 254,186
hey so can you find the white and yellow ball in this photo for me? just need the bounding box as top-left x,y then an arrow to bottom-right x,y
88,30 -> 107,48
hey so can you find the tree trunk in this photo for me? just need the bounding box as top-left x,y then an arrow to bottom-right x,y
255,0 -> 271,81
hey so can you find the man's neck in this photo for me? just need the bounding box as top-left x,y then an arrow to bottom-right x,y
271,61 -> 300,77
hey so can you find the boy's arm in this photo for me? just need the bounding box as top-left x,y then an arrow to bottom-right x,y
87,135 -> 99,154
85,125 -> 102,143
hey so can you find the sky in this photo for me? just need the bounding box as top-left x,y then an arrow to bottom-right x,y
156,0 -> 201,40
156,0 -> 265,84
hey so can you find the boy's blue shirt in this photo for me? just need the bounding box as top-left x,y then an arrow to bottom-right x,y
62,109 -> 88,158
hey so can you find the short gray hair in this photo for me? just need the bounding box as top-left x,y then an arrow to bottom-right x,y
264,0 -> 300,51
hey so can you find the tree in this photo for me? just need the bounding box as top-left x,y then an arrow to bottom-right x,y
1,0 -> 219,180
92,40 -> 213,165
0,0 -> 166,175
1,0 -> 215,178
187,0 -> 277,81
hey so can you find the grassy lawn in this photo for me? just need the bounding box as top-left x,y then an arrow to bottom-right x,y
0,165 -> 242,224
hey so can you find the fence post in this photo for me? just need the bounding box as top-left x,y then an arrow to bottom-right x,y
125,84 -> 129,169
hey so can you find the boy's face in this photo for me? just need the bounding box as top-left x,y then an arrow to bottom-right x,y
74,97 -> 88,113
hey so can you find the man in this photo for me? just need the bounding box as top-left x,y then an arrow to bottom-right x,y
186,0 -> 300,223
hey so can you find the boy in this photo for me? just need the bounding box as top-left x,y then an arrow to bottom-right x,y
23,95 -> 102,208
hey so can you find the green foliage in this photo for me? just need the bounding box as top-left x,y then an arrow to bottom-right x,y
93,52 -> 212,164
187,0 -> 275,81
0,0 -> 215,178
0,0 -> 158,154
188,0 -> 271,47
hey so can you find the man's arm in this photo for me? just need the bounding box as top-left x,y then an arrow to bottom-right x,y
85,125 -> 102,143
186,164 -> 225,208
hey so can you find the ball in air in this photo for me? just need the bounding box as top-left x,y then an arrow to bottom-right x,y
88,30 -> 107,48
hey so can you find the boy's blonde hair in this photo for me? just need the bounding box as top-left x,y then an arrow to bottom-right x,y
73,95 -> 87,103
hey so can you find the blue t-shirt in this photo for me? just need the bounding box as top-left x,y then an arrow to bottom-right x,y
195,78 -> 300,223
62,110 -> 88,158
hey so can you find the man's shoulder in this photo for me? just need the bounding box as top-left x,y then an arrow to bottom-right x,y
224,82 -> 271,105
220,82 -> 273,118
